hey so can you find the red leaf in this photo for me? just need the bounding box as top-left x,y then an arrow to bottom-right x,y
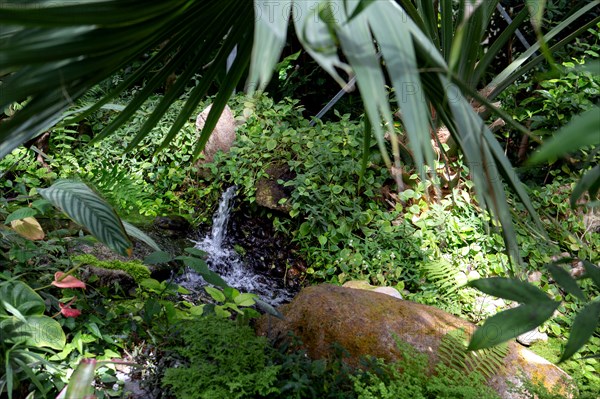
59,298 -> 82,318
59,302 -> 82,318
52,272 -> 86,289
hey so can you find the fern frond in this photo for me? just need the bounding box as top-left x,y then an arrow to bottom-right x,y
438,329 -> 508,379
423,258 -> 462,296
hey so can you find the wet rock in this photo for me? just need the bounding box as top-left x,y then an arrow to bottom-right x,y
255,164 -> 294,212
228,207 -> 303,292
154,215 -> 191,237
256,285 -> 575,399
195,104 -> 236,163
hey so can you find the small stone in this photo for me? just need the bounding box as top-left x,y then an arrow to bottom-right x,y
517,328 -> 548,346
527,271 -> 542,283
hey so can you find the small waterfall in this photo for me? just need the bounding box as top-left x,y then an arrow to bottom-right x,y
180,187 -> 292,306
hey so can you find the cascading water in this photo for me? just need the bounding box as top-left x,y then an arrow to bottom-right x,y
179,186 -> 293,306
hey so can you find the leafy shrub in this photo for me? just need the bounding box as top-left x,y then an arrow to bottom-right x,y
162,316 -> 280,399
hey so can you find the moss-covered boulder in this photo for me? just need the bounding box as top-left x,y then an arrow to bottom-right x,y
75,254 -> 151,293
255,284 -> 575,399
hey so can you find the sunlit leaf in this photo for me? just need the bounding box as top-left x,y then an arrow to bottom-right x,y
204,286 -> 226,303
560,301 -> 600,362
468,302 -> 559,351
247,1 -> 290,93
233,293 -> 257,307
10,217 -> 45,240
0,315 -> 66,350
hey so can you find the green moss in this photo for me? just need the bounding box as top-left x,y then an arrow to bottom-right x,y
74,254 -> 151,283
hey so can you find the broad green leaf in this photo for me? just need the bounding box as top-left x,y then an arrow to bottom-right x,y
184,247 -> 207,257
560,301 -> 600,362
0,315 -> 66,350
205,286 -> 226,303
140,278 -> 162,292
468,302 -> 559,351
529,106 -> 600,164
181,256 -> 228,289
546,264 -> 585,301
31,199 -> 53,214
5,208 -> 37,224
468,277 -> 550,303
123,221 -> 161,252
144,251 -> 173,265
10,217 -> 45,240
38,180 -> 132,257
0,281 -> 45,316
233,293 -> 257,307
335,0 -> 394,170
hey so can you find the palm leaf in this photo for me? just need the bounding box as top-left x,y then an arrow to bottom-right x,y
0,0 -> 253,159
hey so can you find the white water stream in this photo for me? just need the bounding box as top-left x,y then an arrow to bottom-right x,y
179,186 -> 292,306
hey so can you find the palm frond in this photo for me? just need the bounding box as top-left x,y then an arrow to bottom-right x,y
0,0 -> 253,159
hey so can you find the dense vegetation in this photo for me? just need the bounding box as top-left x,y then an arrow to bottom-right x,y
0,1 -> 599,398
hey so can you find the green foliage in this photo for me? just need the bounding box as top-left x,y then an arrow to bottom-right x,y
529,338 -> 600,399
73,254 -> 150,283
0,279 -> 66,398
350,339 -> 500,399
191,286 -> 260,324
162,317 -> 280,399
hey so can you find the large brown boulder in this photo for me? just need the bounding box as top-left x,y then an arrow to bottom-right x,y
195,104 -> 236,163
255,284 -> 575,399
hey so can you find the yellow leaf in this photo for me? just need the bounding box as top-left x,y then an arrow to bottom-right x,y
11,217 -> 45,240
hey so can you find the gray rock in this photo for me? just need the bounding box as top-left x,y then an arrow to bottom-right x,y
517,328 -> 549,346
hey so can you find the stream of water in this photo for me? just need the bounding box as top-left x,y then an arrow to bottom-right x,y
179,186 -> 293,306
